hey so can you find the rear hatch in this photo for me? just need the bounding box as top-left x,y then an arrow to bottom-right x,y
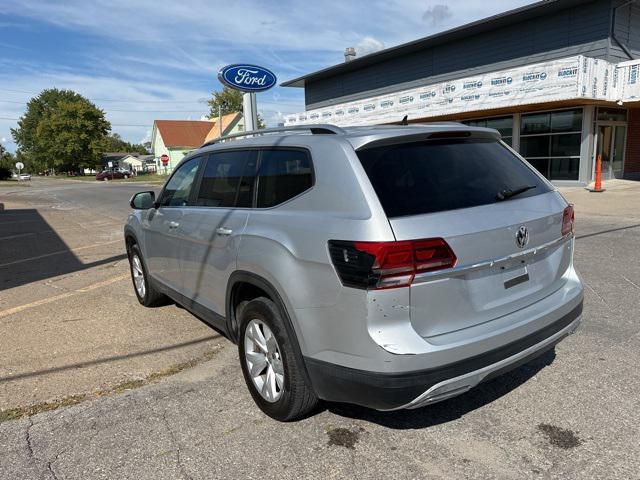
356,133 -> 573,338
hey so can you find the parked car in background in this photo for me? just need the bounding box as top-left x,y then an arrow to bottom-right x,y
96,168 -> 131,181
125,123 -> 583,421
18,173 -> 31,181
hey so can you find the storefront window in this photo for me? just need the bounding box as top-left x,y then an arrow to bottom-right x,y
520,108 -> 583,180
463,116 -> 513,146
597,107 -> 627,122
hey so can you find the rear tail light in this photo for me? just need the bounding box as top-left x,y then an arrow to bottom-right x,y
328,238 -> 457,290
562,205 -> 574,236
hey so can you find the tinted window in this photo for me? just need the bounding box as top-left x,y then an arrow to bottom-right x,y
357,139 -> 551,218
159,157 -> 201,207
257,149 -> 313,208
196,150 -> 257,207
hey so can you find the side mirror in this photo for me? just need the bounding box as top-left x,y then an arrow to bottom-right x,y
130,191 -> 156,210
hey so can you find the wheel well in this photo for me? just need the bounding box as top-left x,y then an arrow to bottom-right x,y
229,282 -> 271,341
124,234 -> 137,255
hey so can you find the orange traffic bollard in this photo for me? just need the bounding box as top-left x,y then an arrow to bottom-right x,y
588,154 -> 605,192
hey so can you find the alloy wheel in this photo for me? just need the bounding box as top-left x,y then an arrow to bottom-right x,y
244,319 -> 284,402
131,254 -> 146,298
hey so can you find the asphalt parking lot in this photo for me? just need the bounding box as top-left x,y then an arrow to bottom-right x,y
1,177 -> 639,479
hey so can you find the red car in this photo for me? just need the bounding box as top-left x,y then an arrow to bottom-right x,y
96,169 -> 131,181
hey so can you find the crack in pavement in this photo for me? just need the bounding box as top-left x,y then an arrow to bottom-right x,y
162,409 -> 193,480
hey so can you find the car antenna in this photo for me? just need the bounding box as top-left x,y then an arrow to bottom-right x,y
400,115 -> 408,126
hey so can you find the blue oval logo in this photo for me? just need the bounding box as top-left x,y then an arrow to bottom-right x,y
218,64 -> 277,92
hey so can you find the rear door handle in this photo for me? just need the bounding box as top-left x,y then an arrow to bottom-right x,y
216,227 -> 233,236
168,221 -> 180,229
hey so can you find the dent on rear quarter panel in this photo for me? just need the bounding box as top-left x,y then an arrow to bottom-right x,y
366,288 -> 428,355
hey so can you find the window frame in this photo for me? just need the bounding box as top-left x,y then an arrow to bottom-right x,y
156,155 -> 205,208
519,107 -> 583,181
191,149 -> 260,209
185,146 -> 315,210
461,114 -> 514,145
254,147 -> 316,210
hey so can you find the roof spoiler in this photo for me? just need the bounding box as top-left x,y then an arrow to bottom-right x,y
354,128 -> 501,151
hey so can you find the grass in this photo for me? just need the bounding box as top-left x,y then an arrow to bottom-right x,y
47,175 -> 166,184
0,179 -> 31,187
0,346 -> 222,424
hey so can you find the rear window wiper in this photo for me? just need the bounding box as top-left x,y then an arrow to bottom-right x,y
496,184 -> 537,201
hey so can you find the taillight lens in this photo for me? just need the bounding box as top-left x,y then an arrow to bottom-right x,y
328,238 -> 457,290
562,205 -> 574,236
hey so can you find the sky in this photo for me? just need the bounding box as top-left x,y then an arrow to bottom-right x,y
0,0 -> 533,153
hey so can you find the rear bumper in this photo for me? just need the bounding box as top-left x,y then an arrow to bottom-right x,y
304,300 -> 582,410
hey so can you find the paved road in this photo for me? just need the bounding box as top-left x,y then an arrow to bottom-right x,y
0,178 -> 222,410
1,178 -> 639,479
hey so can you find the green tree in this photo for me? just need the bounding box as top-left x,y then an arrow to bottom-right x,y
207,86 -> 265,129
11,89 -> 110,171
101,133 -> 148,154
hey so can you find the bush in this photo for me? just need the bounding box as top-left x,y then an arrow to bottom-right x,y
0,167 -> 11,181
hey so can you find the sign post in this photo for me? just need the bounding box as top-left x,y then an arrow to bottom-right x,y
218,64 -> 277,133
160,154 -> 169,175
15,162 -> 24,177
242,92 -> 258,132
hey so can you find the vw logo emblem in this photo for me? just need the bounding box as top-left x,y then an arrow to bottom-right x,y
515,226 -> 529,248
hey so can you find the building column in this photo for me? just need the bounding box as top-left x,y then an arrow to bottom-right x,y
624,108 -> 640,180
579,105 -> 595,184
512,113 -> 521,152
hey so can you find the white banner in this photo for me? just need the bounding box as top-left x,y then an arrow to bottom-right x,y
616,59 -> 640,102
284,55 -> 638,126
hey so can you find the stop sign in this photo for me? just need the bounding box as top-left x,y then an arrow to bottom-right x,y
160,154 -> 169,166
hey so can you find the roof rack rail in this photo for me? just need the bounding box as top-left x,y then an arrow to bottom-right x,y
201,124 -> 346,147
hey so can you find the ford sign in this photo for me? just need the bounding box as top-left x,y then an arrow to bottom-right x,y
218,64 -> 277,92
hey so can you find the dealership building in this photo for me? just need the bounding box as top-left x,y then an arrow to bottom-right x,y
283,0 -> 640,185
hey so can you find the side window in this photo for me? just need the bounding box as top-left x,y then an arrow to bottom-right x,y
257,149 -> 313,208
196,150 -> 257,207
159,157 -> 201,207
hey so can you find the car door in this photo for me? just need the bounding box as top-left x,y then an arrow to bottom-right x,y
142,156 -> 202,293
178,149 -> 258,317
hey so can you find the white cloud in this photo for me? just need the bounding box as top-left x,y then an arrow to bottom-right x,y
355,37 -> 386,57
422,5 -> 453,26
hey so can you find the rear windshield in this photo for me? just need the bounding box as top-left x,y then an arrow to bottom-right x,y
357,139 -> 551,218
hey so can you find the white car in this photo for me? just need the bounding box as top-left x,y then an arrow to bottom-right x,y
18,173 -> 31,181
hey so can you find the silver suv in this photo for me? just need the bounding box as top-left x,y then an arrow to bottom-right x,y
125,124 -> 583,421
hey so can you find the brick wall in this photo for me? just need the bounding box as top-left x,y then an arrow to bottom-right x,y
625,108 -> 640,180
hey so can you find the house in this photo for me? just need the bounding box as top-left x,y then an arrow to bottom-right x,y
151,113 -> 244,173
203,112 -> 244,143
138,155 -> 157,173
120,154 -> 143,172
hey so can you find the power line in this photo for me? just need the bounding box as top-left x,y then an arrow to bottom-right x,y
0,88 -> 207,104
0,99 -> 205,113
0,117 -> 149,127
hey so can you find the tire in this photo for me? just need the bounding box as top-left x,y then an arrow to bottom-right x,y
238,297 -> 318,421
128,243 -> 168,307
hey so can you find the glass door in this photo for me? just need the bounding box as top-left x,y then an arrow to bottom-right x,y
595,124 -> 626,180
612,126 -> 626,179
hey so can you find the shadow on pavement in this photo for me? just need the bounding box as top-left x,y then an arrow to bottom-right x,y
325,348 -> 556,429
0,209 -> 125,290
575,222 -> 640,240
0,334 -> 220,384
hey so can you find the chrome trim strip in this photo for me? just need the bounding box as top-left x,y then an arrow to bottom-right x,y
413,234 -> 572,283
385,315 -> 581,411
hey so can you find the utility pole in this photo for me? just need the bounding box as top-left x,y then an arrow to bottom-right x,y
219,105 -> 222,137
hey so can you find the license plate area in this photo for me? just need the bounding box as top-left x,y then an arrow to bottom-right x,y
504,269 -> 530,289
